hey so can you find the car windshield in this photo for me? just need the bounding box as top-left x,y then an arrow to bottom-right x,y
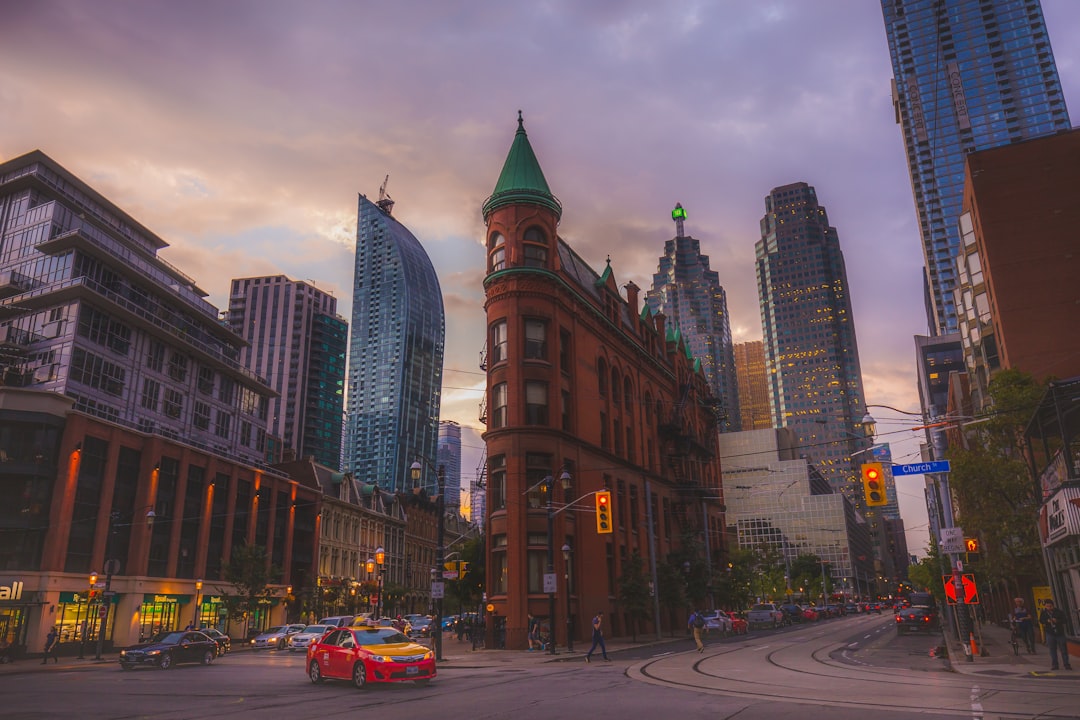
751,604 -> 772,612
262,626 -> 285,635
354,628 -> 411,645
302,625 -> 331,634
152,632 -> 185,645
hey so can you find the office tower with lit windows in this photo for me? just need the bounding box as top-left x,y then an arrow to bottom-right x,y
755,182 -> 870,493
881,0 -> 1070,336
734,340 -> 771,431
228,275 -> 347,469
646,204 -> 739,431
437,420 -> 462,514
345,192 -> 444,493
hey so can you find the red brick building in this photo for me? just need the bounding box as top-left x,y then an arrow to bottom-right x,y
480,114 -> 725,649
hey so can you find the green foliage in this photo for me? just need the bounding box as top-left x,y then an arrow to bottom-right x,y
217,543 -> 281,622
907,548 -> 947,606
656,560 -> 686,634
616,551 -> 651,641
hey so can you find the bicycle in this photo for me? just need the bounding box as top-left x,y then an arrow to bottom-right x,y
1008,619 -> 1021,656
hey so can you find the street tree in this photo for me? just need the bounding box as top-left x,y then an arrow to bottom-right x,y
616,551 -> 651,641
218,543 -> 281,632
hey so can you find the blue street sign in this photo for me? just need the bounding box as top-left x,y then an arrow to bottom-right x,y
892,460 -> 951,476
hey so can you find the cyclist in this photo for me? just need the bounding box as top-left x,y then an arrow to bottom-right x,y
1010,597 -> 1036,654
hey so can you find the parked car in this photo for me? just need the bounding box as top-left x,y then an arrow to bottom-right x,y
779,604 -> 804,623
800,606 -> 820,622
844,603 -> 859,615
307,626 -> 436,689
725,611 -> 748,635
746,603 -> 785,629
119,631 -> 218,670
199,627 -> 231,655
319,616 -> 356,628
896,606 -> 936,634
289,625 -> 334,653
251,624 -> 307,650
409,617 -> 434,638
702,611 -> 732,635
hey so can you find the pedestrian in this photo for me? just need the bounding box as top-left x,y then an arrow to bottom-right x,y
185,620 -> 195,631
1038,598 -> 1073,671
1010,597 -> 1036,654
41,627 -> 58,664
689,610 -> 705,653
527,613 -> 540,651
584,610 -> 610,663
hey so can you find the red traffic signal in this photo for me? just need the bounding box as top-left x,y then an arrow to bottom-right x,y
861,463 -> 887,506
595,490 -> 612,534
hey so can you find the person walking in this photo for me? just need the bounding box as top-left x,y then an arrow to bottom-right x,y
527,613 -> 539,651
41,627 -> 58,664
689,609 -> 705,653
1039,599 -> 1073,671
584,610 -> 609,663
1010,597 -> 1036,654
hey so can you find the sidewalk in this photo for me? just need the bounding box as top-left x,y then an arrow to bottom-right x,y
943,620 -> 1078,679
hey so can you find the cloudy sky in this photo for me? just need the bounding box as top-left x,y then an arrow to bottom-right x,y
4,0 -> 1078,556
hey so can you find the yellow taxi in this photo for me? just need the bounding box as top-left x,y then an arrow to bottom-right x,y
306,625 -> 435,689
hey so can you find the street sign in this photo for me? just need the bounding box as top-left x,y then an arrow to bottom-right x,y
942,574 -> 979,604
91,582 -> 106,589
103,558 -> 121,576
892,460 -> 951,476
431,581 -> 445,599
543,573 -> 557,593
939,527 -> 965,554
442,571 -> 458,580
98,605 -> 108,619
101,590 -> 116,598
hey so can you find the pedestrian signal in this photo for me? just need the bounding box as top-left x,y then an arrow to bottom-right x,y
861,463 -> 887,506
595,491 -> 612,534
964,538 -> 979,553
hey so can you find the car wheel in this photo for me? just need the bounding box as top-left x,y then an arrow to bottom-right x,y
309,660 -> 323,684
158,653 -> 172,670
352,661 -> 367,690
278,639 -> 286,650
201,650 -> 214,665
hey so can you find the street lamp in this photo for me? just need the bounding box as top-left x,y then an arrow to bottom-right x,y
95,507 -> 156,659
374,547 -> 385,619
411,459 -> 446,662
544,470 -> 572,655
561,543 -> 573,652
193,579 -> 203,629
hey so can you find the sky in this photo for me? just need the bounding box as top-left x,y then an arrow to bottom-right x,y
3,0 -> 1078,559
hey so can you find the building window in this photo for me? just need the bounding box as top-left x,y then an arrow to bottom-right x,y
561,390 -> 572,432
491,548 -> 507,595
629,485 -> 639,533
491,383 -> 508,428
490,455 -> 506,510
491,320 -> 508,365
489,232 -> 506,272
559,328 -> 571,374
527,549 -> 547,593
525,381 -> 548,425
163,389 -> 183,419
70,348 -> 125,397
644,391 -> 653,426
523,244 -> 547,268
611,368 -> 621,404
524,319 -> 547,360
597,358 -> 607,396
240,420 -> 252,446
219,376 -> 236,405
215,410 -> 231,439
623,378 -> 633,410
525,452 -> 552,509
141,378 -> 160,411
197,366 -> 214,395
193,401 -> 211,430
147,341 -> 165,372
168,352 -> 189,382
600,411 -> 609,450
614,419 -> 623,455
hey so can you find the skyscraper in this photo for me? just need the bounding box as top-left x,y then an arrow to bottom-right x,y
756,182 -> 870,492
646,204 -> 739,430
733,341 -> 771,431
437,420 -> 462,514
345,192 -> 444,493
228,275 -> 347,469
881,0 -> 1071,335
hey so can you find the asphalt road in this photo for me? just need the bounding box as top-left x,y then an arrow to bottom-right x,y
5,615 -> 1078,720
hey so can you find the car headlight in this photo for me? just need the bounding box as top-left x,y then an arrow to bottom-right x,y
147,650 -> 160,656
424,650 -> 434,661
119,650 -> 126,657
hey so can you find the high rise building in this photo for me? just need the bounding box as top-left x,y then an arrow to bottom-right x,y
228,275 -> 347,469
437,420 -> 462,514
881,0 -> 1071,336
646,204 -> 739,430
734,340 -> 771,431
344,192 -> 444,493
756,182 -> 870,492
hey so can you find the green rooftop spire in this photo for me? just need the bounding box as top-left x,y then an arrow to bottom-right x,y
482,111 -> 562,220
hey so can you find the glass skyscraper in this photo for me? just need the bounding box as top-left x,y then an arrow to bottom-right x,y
756,182 -> 870,493
437,420 -> 462,514
345,193 -> 444,493
881,0 -> 1071,335
645,204 -> 739,431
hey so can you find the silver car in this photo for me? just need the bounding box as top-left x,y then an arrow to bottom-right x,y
251,624 -> 307,650
287,624 -> 333,652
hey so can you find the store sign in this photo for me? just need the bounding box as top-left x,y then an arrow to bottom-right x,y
142,594 -> 191,604
1040,449 -> 1069,501
1043,486 -> 1080,546
0,581 -> 25,600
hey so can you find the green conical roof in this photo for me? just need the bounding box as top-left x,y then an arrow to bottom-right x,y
482,111 -> 562,220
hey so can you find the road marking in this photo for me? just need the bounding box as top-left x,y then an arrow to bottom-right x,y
970,685 -> 984,719
863,634 -> 872,639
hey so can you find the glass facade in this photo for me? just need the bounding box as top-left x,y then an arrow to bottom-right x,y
755,182 -> 870,493
345,194 -> 444,492
881,0 -> 1071,335
437,420 -> 462,514
645,208 -> 739,431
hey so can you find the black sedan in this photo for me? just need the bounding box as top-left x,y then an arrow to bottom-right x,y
200,628 -> 231,655
119,631 -> 218,670
895,607 -> 936,635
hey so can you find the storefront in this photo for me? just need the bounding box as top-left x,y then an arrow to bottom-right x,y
138,594 -> 190,641
55,591 -> 118,649
0,579 -> 38,659
1040,485 -> 1080,634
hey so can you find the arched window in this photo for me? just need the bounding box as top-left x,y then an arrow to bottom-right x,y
597,358 -> 607,397
623,378 -> 633,410
643,391 -> 653,426
611,368 -> 621,404
522,227 -> 547,268
489,232 -> 505,272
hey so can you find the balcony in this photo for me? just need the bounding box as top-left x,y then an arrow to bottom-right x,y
0,270 -> 33,299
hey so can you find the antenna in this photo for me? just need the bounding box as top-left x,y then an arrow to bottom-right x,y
376,175 -> 395,216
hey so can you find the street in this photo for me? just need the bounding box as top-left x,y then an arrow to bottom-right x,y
4,615 -> 1078,719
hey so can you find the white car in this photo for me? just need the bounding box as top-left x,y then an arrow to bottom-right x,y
288,624 -> 333,652
703,611 -> 733,635
251,624 -> 307,650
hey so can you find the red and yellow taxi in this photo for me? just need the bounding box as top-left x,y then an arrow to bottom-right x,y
306,625 -> 435,689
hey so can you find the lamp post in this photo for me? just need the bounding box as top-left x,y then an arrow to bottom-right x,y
412,460 -> 446,662
544,470 -> 572,656
193,579 -> 203,629
561,543 -> 573,652
374,547 -> 385,619
96,508 -> 156,660
80,571 -> 97,659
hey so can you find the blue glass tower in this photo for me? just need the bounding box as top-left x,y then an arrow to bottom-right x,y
645,204 -> 739,431
881,0 -> 1071,335
345,193 -> 444,493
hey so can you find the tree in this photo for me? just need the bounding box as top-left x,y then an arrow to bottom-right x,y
218,543 -> 281,629
616,551 -> 651,641
656,559 -> 686,636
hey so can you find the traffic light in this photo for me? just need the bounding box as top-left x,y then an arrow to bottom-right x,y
595,490 -> 612,534
861,463 -> 887,506
965,538 -> 980,563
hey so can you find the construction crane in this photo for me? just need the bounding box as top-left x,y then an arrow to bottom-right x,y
376,174 -> 395,216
